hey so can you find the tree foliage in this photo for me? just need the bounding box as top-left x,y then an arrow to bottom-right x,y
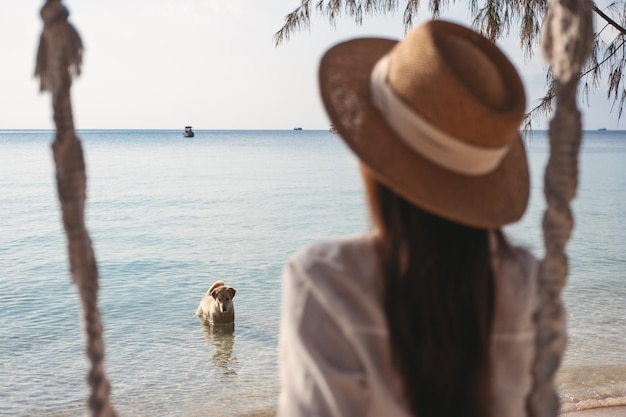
274,0 -> 626,127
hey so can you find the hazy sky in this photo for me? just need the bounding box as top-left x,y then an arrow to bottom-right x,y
0,0 -> 621,130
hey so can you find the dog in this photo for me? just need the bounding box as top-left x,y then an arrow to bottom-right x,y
196,280 -> 236,325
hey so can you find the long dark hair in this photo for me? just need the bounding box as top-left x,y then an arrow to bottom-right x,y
362,165 -> 501,417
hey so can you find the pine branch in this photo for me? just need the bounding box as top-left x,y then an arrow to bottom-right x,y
273,1 -> 626,124
592,2 -> 626,36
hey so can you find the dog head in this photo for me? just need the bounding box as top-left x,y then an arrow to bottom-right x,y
210,285 -> 236,313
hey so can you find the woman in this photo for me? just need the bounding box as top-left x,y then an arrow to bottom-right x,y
279,20 -> 538,417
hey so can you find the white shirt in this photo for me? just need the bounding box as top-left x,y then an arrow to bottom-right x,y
278,233 -> 539,417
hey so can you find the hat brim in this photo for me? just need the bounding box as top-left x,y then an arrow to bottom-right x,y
319,38 -> 529,229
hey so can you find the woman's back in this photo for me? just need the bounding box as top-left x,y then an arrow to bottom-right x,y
279,233 -> 538,417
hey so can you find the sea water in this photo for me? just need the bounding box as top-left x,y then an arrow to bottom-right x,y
0,129 -> 624,416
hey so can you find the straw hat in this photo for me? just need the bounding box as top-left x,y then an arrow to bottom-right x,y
319,20 -> 529,228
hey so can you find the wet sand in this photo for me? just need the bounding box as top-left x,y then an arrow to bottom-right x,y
245,406 -> 626,417
561,406 -> 626,416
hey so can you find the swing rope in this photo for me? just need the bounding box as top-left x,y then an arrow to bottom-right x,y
528,0 -> 593,416
35,1 -> 116,416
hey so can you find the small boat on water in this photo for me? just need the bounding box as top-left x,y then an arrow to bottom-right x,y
293,127 -> 303,131
183,126 -> 194,137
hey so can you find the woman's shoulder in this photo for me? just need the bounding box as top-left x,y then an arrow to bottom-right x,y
290,233 -> 378,272
495,243 -> 539,286
287,233 -> 381,292
284,233 -> 386,327
491,241 -> 540,333
489,232 -> 538,286
509,244 -> 538,277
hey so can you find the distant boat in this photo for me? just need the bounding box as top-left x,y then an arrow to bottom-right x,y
597,128 -> 607,131
293,127 -> 303,131
183,126 -> 194,137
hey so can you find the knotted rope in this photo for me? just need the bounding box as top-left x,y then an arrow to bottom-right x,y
528,1 -> 593,416
35,1 -> 116,416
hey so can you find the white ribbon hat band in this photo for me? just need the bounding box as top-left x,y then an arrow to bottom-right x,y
369,55 -> 511,176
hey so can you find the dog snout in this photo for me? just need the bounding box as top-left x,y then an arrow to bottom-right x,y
221,303 -> 228,312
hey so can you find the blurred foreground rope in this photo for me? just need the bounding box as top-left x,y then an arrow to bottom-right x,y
528,1 -> 593,416
35,1 -> 116,416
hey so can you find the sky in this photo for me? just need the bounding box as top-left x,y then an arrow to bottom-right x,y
0,0 -> 622,130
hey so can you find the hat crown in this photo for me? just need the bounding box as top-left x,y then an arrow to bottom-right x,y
387,21 -> 526,148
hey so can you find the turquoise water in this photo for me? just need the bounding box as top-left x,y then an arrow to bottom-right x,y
0,129 -> 624,416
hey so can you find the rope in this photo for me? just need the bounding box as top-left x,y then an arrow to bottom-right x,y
35,1 -> 117,416
528,1 -> 593,416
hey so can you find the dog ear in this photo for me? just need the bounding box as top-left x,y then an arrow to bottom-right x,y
228,287 -> 236,298
210,288 -> 219,299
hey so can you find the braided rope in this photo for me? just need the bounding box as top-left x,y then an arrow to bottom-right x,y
35,1 -> 117,416
528,1 -> 593,416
